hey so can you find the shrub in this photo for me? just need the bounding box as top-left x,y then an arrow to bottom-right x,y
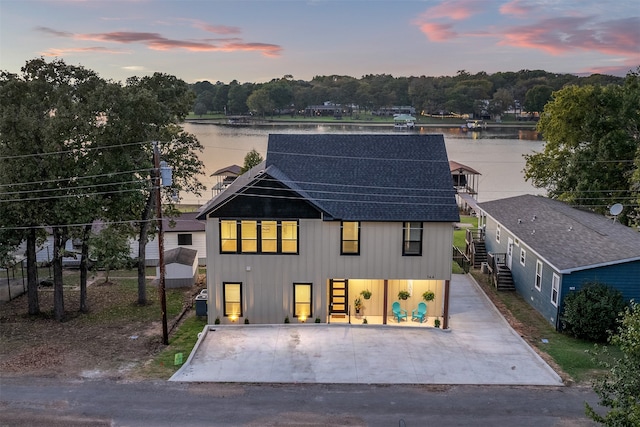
214,316 -> 220,325
561,282 -> 626,342
244,318 -> 250,324
284,316 -> 290,323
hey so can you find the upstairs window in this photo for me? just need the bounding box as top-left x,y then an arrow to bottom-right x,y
341,221 -> 360,255
496,225 -> 501,243
520,248 -> 526,266
219,219 -> 298,254
403,222 -> 423,256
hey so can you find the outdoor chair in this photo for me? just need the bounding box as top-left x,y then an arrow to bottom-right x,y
411,302 -> 427,323
392,301 -> 408,322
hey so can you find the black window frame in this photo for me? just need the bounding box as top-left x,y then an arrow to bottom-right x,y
340,221 -> 360,255
402,222 -> 423,256
219,219 -> 299,255
293,282 -> 313,319
223,282 -> 243,317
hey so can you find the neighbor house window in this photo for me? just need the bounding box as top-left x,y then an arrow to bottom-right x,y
496,225 -> 501,243
219,220 -> 298,254
223,282 -> 242,318
402,222 -> 423,256
535,260 -> 543,291
177,233 -> 192,246
520,248 -> 526,266
341,221 -> 360,255
220,220 -> 237,253
294,283 -> 312,319
551,273 -> 560,307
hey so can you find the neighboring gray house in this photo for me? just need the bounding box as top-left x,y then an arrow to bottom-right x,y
156,247 -> 198,288
197,134 -> 460,326
477,194 -> 640,330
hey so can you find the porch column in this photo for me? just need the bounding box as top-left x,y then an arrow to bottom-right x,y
383,279 -> 388,325
442,279 -> 450,329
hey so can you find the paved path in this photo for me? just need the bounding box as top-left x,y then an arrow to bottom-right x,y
170,274 -> 563,385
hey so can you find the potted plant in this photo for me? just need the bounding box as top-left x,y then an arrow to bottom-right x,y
354,297 -> 363,313
360,289 -> 372,300
398,290 -> 410,300
434,318 -> 441,328
422,290 -> 435,302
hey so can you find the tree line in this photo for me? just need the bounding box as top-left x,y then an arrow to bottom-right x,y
0,58 -> 205,321
191,70 -> 625,118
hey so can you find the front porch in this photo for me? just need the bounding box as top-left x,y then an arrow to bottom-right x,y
326,278 -> 446,328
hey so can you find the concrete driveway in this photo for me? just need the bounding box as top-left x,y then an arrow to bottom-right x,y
170,274 -> 563,386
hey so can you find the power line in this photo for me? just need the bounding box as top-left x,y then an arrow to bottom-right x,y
0,140 -> 151,160
0,168 -> 152,189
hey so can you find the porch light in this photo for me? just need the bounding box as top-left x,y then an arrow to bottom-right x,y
299,314 -> 307,323
230,314 -> 238,322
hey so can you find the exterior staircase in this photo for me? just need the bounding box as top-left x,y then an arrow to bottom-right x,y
495,265 -> 516,291
472,241 -> 487,268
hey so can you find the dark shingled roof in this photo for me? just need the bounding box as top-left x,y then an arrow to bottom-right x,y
164,247 -> 198,266
199,134 -> 459,222
478,194 -> 640,273
163,212 -> 205,232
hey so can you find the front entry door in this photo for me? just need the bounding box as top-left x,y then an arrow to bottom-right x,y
329,279 -> 348,314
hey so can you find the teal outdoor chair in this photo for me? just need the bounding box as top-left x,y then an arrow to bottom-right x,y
392,301 -> 408,322
411,302 -> 427,323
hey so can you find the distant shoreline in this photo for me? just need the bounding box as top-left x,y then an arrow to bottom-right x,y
185,118 -> 538,129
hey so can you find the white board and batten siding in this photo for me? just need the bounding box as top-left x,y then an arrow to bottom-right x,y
206,218 -> 453,324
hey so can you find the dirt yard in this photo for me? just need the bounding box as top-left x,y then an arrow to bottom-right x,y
0,270 -> 203,379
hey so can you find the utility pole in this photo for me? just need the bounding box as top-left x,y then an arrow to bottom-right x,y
153,141 -> 169,345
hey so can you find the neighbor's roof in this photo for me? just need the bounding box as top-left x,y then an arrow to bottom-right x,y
210,164 -> 241,177
163,212 -> 205,232
164,247 -> 197,266
449,160 -> 481,175
478,194 -> 640,272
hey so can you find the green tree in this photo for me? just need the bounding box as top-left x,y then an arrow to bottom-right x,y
89,225 -> 131,284
246,87 -> 274,118
241,148 -> 264,173
524,84 -> 554,113
524,71 -> 640,225
586,302 -> 640,425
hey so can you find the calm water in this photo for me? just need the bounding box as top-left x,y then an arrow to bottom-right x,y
181,122 -> 545,206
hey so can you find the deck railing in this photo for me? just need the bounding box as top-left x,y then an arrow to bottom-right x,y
452,246 -> 471,273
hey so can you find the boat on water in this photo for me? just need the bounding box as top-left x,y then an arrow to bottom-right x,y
393,114 -> 416,129
464,119 -> 486,130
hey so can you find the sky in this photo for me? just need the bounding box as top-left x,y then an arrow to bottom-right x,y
1,0 -> 638,84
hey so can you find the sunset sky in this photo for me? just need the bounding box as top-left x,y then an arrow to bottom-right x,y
1,0 -> 638,84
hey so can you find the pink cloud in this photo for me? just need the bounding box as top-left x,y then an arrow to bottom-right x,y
499,0 -> 538,16
35,26 -> 282,57
417,22 -> 458,41
422,0 -> 490,21
498,16 -> 640,57
191,21 -> 241,35
41,46 -> 130,57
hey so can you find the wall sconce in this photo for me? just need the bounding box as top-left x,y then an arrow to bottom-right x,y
230,315 -> 237,322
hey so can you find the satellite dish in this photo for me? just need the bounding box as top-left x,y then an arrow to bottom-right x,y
610,203 -> 623,216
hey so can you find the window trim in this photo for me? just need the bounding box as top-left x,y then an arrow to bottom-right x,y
402,221 -> 423,256
535,260 -> 542,291
340,221 -> 360,255
293,282 -> 312,319
177,233 -> 193,246
223,282 -> 243,318
520,248 -> 526,266
551,273 -> 560,307
219,219 -> 299,254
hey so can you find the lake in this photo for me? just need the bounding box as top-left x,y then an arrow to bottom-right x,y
180,122 -> 546,206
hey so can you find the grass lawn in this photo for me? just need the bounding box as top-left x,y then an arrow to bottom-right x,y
453,215 -> 478,250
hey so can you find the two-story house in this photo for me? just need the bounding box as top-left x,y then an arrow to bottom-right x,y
197,134 -> 460,326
